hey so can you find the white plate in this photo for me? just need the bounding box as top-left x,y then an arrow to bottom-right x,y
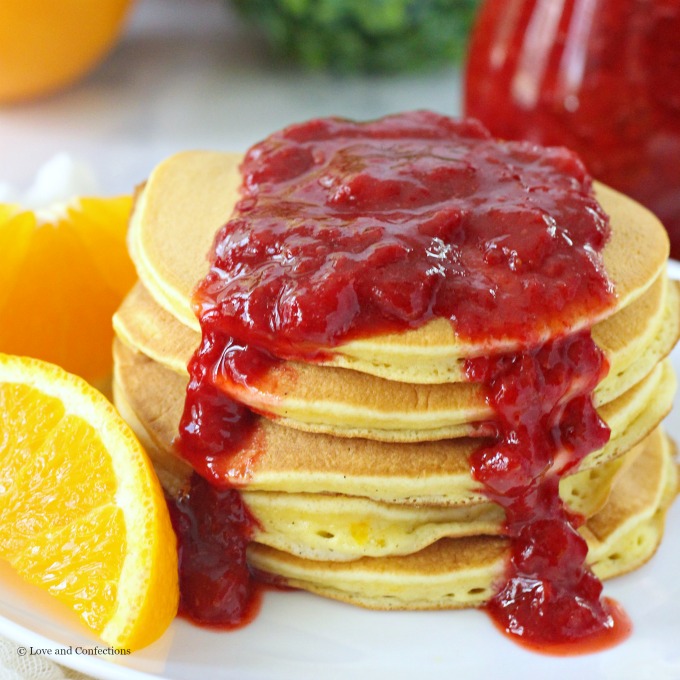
3,318 -> 680,680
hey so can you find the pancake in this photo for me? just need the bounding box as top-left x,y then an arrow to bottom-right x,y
112,337 -> 675,506
246,428 -> 677,610
114,275 -> 680,441
226,349 -> 674,444
127,151 -> 669,383
116,270 -> 676,389
239,441 -> 642,561
113,349 -> 643,562
116,120 -> 680,636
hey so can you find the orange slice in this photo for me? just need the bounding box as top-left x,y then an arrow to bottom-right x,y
0,195 -> 136,387
0,353 -> 178,650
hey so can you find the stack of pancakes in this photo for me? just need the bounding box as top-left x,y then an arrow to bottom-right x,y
113,150 -> 680,611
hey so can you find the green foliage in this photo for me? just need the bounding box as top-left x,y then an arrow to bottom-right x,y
230,0 -> 480,73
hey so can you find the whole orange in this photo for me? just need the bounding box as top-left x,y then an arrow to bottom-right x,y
0,0 -> 134,103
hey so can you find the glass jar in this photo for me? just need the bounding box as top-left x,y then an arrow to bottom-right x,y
464,0 -> 680,257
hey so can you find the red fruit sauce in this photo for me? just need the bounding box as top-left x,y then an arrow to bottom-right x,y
467,332 -> 630,651
168,475 -> 263,629
465,0 -> 680,256
171,111 -> 626,652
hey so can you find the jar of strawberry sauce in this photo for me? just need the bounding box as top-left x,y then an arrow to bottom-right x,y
464,0 -> 680,257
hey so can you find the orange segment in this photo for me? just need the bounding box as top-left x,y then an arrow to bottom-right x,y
0,196 -> 136,385
0,353 -> 178,650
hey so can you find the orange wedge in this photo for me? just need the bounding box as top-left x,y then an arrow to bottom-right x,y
0,195 -> 136,387
0,353 -> 178,650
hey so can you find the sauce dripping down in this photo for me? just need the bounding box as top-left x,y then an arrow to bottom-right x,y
171,111 -> 620,652
467,332 -> 629,651
172,330 -> 268,625
168,474 -> 263,629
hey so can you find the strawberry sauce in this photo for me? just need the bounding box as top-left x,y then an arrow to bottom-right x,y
171,111 -> 621,651
168,474 -> 263,628
467,333 -> 628,651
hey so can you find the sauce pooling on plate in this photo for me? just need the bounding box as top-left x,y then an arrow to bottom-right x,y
172,111 -> 622,652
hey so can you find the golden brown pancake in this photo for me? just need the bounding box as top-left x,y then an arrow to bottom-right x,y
116,269 -> 676,386
114,316 -> 666,442
114,351 -> 645,562
246,428 -> 677,610
127,151 -> 669,383
114,275 -> 680,441
117,145 -> 678,622
238,440 -> 642,561
112,338 -> 675,506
